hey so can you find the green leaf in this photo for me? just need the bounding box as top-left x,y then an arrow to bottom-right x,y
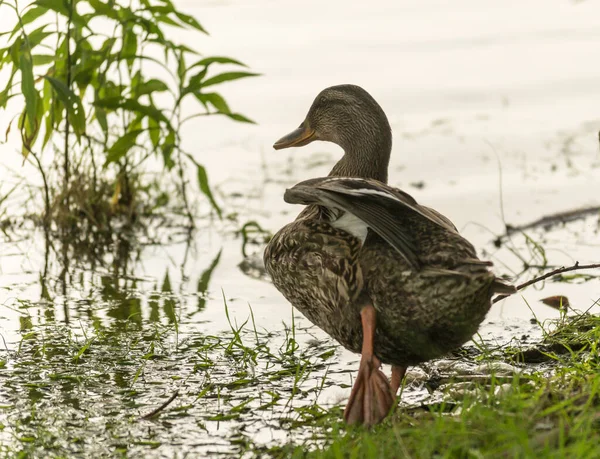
131,70 -> 142,90
161,129 -> 175,169
226,113 -> 256,124
202,71 -> 259,88
32,54 -> 54,65
72,66 -> 96,95
181,68 -> 206,97
35,0 -> 69,16
19,51 -> 37,132
128,114 -> 144,133
21,94 -> 43,157
193,93 -> 256,123
144,4 -> 175,15
27,25 -> 54,49
148,117 -> 160,149
192,56 -> 247,68
20,6 -> 48,25
160,0 -> 177,10
156,14 -> 182,28
174,12 -> 208,34
95,97 -> 170,126
34,0 -> 86,26
197,164 -> 221,218
42,112 -> 53,150
9,36 -> 23,66
10,6 -> 48,40
178,68 -> 207,102
51,90 -> 63,127
95,106 -> 108,137
122,25 -> 137,70
177,49 -> 186,82
171,43 -> 199,55
200,92 -> 230,114
105,130 -> 143,165
88,0 -> 119,19
41,75 -> 52,111
135,79 -> 169,97
131,16 -> 163,39
44,76 -> 86,138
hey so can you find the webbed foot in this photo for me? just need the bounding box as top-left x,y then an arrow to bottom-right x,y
343,305 -> 394,426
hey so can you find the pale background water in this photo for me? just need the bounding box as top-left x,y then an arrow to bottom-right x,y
177,0 -> 600,322
0,0 -> 599,453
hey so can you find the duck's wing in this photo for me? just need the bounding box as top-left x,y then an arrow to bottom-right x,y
284,177 -> 459,270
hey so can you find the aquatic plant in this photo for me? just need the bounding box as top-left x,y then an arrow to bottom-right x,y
0,0 -> 258,233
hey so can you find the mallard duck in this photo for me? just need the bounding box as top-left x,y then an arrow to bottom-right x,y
264,84 -> 515,426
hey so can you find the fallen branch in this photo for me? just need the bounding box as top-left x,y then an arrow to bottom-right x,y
492,262 -> 600,304
140,390 -> 179,420
498,206 -> 600,242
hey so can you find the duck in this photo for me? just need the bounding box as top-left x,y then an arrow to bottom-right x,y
263,84 -> 515,426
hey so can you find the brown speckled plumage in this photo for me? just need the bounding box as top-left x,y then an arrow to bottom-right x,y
264,84 -> 514,373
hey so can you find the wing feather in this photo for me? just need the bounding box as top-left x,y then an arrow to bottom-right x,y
284,177 -> 459,270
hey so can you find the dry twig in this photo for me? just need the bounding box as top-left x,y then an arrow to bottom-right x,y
140,390 -> 179,420
499,206 -> 600,241
493,262 -> 600,304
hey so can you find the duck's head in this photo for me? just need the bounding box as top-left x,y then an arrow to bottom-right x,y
273,84 -> 392,182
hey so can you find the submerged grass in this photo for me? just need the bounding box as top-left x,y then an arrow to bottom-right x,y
0,287 -> 339,457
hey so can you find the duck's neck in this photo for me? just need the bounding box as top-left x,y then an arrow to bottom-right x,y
328,133 -> 391,183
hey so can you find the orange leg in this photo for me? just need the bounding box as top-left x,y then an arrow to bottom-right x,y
391,365 -> 407,395
343,305 -> 394,426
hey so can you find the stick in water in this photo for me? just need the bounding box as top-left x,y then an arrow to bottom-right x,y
140,390 -> 179,420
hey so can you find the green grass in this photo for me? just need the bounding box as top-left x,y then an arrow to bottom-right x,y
259,313 -> 600,459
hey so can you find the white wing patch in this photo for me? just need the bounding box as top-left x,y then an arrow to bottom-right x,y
320,179 -> 407,203
338,187 -> 397,200
331,212 -> 369,244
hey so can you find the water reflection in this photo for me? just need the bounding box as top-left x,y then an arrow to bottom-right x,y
196,249 -> 222,314
0,223 -> 342,456
21,225 -> 224,331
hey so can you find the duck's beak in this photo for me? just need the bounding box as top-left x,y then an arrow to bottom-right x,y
273,122 -> 316,150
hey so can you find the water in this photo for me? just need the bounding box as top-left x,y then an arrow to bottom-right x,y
0,0 -> 599,456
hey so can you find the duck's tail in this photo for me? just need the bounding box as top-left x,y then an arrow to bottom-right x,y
422,262 -> 516,297
456,258 -> 517,295
492,278 -> 517,295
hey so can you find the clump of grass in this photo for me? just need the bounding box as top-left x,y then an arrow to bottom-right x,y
43,164 -> 181,260
506,312 -> 600,364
